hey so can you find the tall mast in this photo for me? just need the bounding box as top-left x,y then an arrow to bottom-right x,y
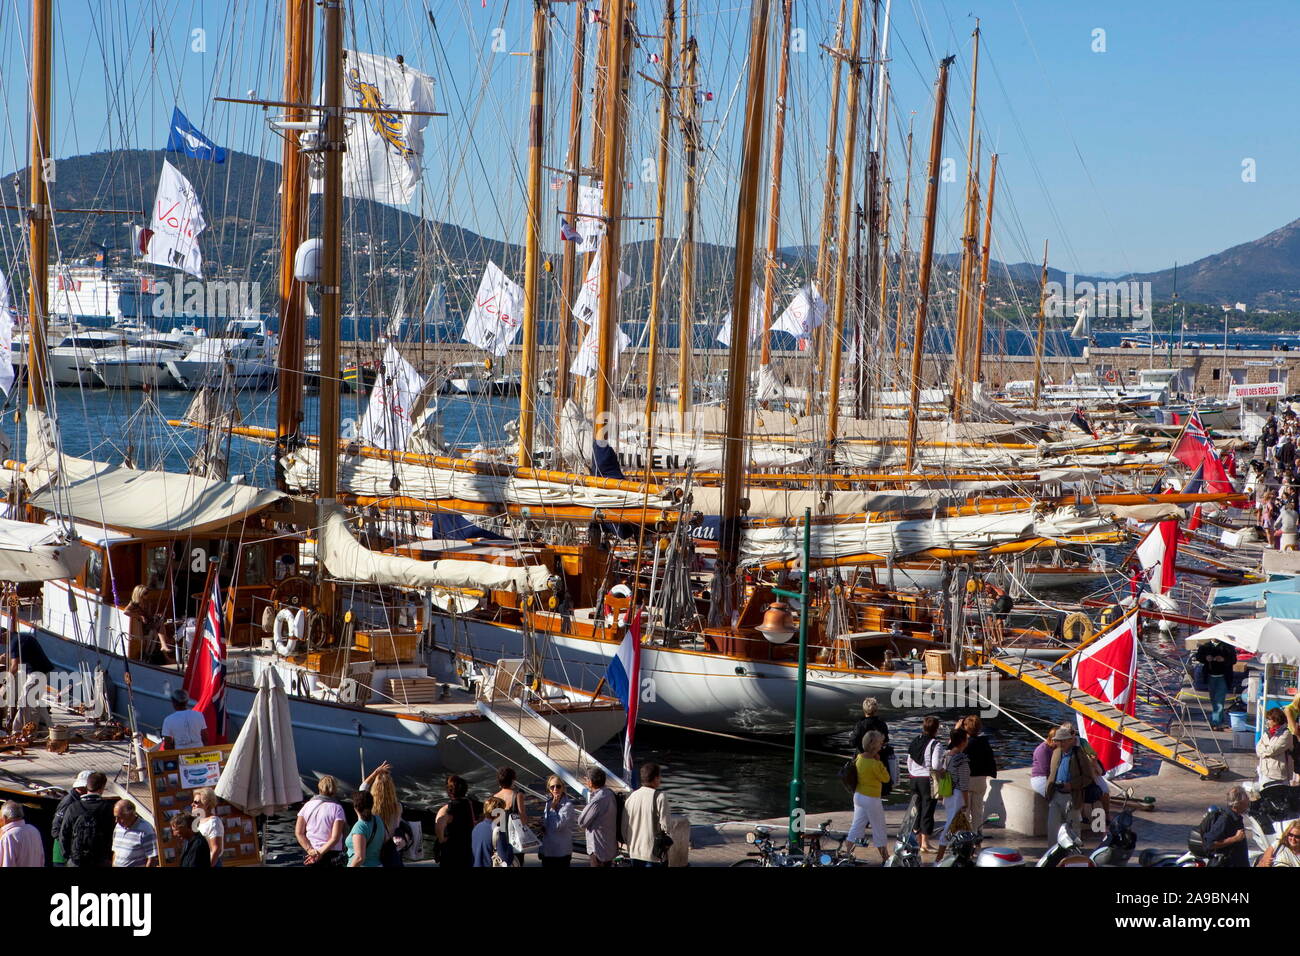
553,0 -> 587,446
517,0 -> 549,468
902,55 -> 954,472
591,0 -> 632,436
25,0 -> 53,411
315,0 -> 345,618
676,2 -> 698,427
642,0 -> 676,428
1032,239 -> 1049,410
871,68 -> 890,403
855,0 -> 886,418
823,0 -> 865,449
274,0 -> 314,467
891,112 -> 913,363
951,21 -> 979,422
716,0 -> 771,609
758,0 -> 793,372
971,151 -> 998,388
808,0 -> 848,404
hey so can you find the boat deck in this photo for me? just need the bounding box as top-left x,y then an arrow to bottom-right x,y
0,705 -> 155,827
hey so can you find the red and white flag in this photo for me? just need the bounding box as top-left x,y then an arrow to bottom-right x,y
1072,609 -> 1140,776
1133,519 -> 1179,594
183,574 -> 228,744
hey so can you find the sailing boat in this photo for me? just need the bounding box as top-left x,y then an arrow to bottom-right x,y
7,0 -> 624,784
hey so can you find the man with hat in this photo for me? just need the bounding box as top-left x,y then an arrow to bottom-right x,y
1045,722 -> 1097,842
161,688 -> 207,750
51,770 -> 93,865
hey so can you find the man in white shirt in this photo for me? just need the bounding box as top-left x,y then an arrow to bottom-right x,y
161,688 -> 207,750
0,801 -> 45,867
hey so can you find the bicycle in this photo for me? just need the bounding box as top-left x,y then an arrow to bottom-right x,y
731,825 -> 794,867
800,819 -> 865,866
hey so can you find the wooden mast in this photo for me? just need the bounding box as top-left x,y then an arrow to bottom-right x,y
517,0 -> 549,468
823,0 -> 865,450
717,0 -> 771,612
872,71 -> 890,396
553,0 -> 588,448
951,22 -> 979,422
591,0 -> 632,439
25,0 -> 52,412
891,112 -> 913,363
1032,239 -> 1049,409
808,0 -> 848,405
971,151 -> 998,388
902,55 -> 954,472
274,0 -> 314,468
676,1 -> 699,427
758,0 -> 793,374
642,0 -> 675,429
315,0 -> 345,619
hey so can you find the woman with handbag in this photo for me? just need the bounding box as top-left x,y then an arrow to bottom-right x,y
346,791 -> 385,868
932,728 -> 971,865
361,763 -> 405,868
846,731 -> 892,863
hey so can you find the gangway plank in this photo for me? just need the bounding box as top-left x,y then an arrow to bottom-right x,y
989,656 -> 1228,779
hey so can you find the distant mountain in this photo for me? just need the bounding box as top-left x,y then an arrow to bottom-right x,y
1123,218 -> 1300,309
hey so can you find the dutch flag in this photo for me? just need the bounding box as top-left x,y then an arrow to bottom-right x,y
605,610 -> 642,779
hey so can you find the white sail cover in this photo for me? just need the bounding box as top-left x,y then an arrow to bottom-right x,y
738,505 -> 1115,565
422,284 -> 446,325
215,666 -> 302,816
320,508 -> 550,591
0,269 -> 14,397
771,283 -> 828,339
463,262 -> 524,356
716,283 -> 763,346
334,50 -> 436,205
358,343 -> 426,450
142,160 -> 206,277
571,245 -> 631,325
0,518 -> 90,582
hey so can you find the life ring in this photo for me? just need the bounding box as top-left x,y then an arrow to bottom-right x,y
1104,369 -> 1119,383
1063,611 -> 1094,644
273,607 -> 307,656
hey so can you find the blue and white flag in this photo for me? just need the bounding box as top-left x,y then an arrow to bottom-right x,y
166,107 -> 227,164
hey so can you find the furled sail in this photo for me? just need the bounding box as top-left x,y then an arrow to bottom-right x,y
319,507 -> 550,591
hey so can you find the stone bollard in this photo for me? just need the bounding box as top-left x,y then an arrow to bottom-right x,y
997,767 -> 1048,837
667,814 -> 690,866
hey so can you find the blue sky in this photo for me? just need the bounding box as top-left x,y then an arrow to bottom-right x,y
0,0 -> 1296,276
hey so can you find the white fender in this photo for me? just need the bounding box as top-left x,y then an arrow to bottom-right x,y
273,607 -> 306,656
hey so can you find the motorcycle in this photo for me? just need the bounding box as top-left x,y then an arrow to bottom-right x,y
1035,823 -> 1091,867
885,829 -> 922,868
1089,808 -> 1138,866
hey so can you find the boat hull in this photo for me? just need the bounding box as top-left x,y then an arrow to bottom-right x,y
22,624 -> 624,785
165,359 -> 276,390
92,360 -> 182,389
428,616 -> 1026,735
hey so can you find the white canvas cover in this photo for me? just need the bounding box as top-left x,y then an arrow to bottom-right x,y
0,518 -> 90,582
320,508 -> 550,591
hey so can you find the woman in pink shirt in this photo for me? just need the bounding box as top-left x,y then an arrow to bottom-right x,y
295,775 -> 347,866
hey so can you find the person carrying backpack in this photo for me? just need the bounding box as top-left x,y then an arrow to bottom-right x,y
905,716 -> 943,853
58,772 -> 118,868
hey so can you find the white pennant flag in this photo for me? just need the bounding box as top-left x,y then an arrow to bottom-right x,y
358,343 -> 427,450
310,51 -> 436,205
463,262 -> 525,357
0,271 -> 14,397
716,283 -> 764,346
572,246 -> 631,324
571,323 -> 631,378
142,160 -> 206,277
771,283 -> 828,340
575,184 -> 605,253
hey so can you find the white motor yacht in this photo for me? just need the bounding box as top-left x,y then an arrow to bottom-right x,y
91,326 -> 207,389
164,318 -> 278,390
46,326 -> 146,386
